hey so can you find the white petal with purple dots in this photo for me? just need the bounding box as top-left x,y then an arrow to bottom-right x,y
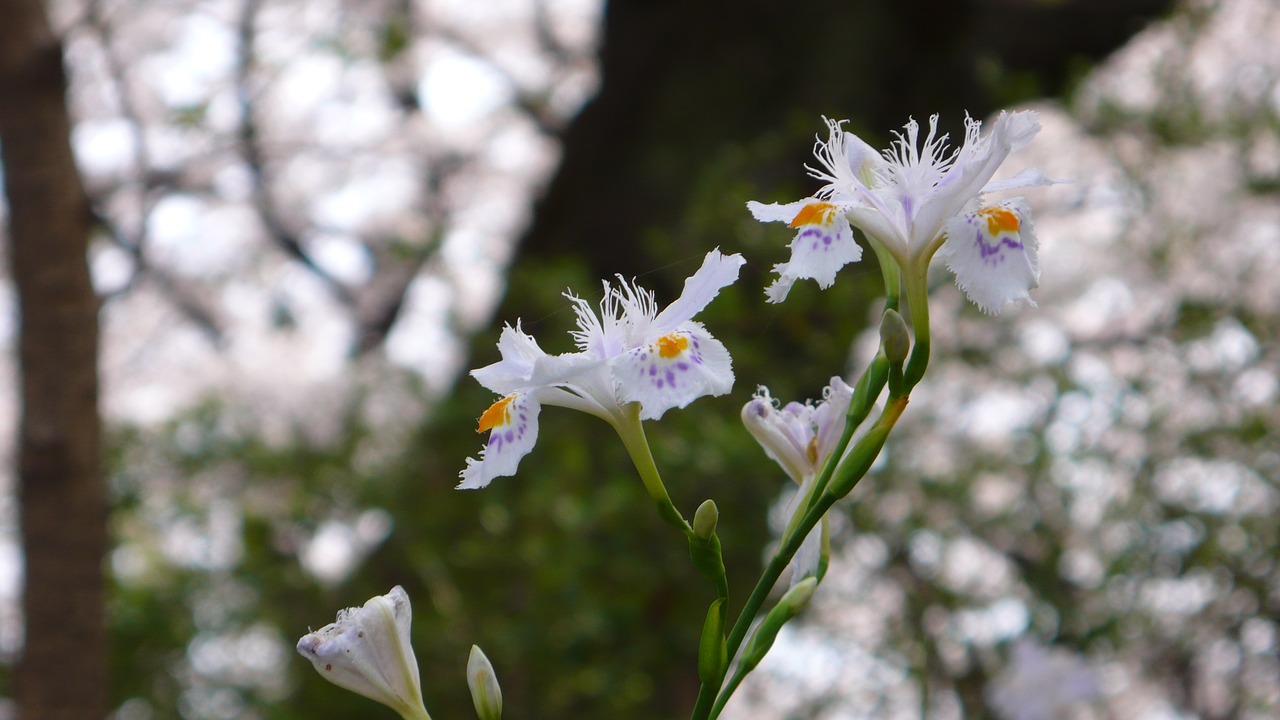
612,325 -> 734,421
938,198 -> 1040,315
458,392 -> 542,489
748,199 -> 862,303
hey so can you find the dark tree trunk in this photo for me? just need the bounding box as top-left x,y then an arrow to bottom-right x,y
0,2 -> 107,718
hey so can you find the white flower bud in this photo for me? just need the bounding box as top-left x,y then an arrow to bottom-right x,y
467,645 -> 503,720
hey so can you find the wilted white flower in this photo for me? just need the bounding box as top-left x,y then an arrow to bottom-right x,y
296,586 -> 431,720
742,377 -> 857,585
741,377 -> 855,486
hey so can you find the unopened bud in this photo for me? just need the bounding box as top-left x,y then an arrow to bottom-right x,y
693,499 -> 719,541
697,599 -> 728,685
467,645 -> 502,720
880,309 -> 910,365
740,577 -> 817,672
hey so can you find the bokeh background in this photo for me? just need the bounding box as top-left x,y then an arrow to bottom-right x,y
1,0 -> 1278,718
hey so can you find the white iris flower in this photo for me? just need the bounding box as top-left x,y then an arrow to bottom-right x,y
460,249 -> 745,489
750,111 -> 1054,313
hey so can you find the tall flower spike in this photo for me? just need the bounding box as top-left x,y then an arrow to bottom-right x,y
297,586 -> 431,720
460,249 -> 745,488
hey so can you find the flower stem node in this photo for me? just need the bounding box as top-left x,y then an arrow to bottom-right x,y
466,645 -> 503,720
296,586 -> 432,720
688,527 -> 727,587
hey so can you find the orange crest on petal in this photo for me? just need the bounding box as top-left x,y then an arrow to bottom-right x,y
789,202 -> 837,228
477,396 -> 515,433
977,206 -> 1020,235
656,333 -> 690,359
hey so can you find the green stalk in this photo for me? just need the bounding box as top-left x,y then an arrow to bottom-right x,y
871,240 -> 902,313
901,259 -> 932,392
700,398 -> 908,720
613,403 -> 691,536
799,354 -> 888,522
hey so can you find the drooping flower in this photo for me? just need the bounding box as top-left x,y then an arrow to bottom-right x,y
296,586 -> 431,720
749,112 -> 1054,312
460,249 -> 745,489
740,377 -> 855,486
937,197 -> 1041,314
742,377 -> 856,585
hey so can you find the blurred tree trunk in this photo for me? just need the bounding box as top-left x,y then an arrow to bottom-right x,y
0,2 -> 107,719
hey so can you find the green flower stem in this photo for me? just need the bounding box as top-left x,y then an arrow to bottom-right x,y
821,396 -> 904,501
901,259 -> 932,392
614,404 -> 692,536
800,353 -> 889,520
698,396 -> 910,720
871,240 -> 902,313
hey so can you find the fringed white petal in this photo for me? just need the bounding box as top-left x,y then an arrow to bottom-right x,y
939,198 -> 1040,314
751,199 -> 862,303
652,248 -> 745,333
458,392 -> 542,489
612,326 -> 734,421
747,199 -> 809,224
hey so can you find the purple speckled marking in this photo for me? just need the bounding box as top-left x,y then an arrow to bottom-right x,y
799,227 -> 833,251
973,227 -> 1023,265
